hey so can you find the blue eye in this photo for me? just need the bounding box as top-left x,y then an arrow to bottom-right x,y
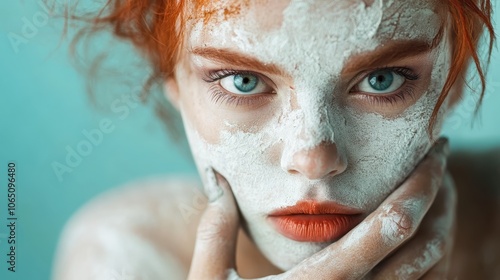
233,74 -> 258,92
356,69 -> 405,94
219,73 -> 271,95
368,70 -> 393,91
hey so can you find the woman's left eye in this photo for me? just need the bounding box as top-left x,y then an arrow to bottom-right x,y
219,73 -> 272,95
354,69 -> 406,94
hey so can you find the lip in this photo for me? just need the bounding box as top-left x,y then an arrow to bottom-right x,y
268,200 -> 363,242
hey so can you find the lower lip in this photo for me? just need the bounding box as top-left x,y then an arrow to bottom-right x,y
269,214 -> 362,242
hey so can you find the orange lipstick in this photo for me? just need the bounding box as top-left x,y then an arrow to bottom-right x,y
268,200 -> 363,242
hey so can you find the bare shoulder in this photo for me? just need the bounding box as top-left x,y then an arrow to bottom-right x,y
448,148 -> 500,277
53,176 -> 208,280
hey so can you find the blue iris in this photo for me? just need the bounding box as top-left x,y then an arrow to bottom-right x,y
233,74 -> 258,93
368,70 -> 394,91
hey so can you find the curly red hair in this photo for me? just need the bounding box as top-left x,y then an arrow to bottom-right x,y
67,0 -> 495,134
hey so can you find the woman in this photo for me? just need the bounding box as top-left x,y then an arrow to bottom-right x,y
53,0 -> 498,279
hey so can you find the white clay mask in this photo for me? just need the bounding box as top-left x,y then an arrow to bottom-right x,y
175,0 -> 450,270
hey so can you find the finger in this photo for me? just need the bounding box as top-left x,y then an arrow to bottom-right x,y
371,172 -> 457,280
285,138 -> 450,280
188,168 -> 240,280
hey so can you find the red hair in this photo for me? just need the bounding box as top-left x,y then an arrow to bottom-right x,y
433,0 -> 495,132
66,0 -> 495,134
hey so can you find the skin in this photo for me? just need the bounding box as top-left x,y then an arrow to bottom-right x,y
52,0 -> 500,279
168,0 -> 450,270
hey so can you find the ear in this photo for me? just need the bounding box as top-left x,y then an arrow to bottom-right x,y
164,76 -> 181,111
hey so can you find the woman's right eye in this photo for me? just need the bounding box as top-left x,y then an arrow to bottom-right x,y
219,73 -> 273,95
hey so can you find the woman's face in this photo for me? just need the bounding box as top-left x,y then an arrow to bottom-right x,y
168,0 -> 451,270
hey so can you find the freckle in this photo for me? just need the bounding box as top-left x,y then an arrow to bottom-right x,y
289,92 -> 300,110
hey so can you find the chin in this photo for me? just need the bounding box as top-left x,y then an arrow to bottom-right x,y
242,216 -> 332,271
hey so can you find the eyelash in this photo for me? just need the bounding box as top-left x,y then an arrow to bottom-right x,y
207,84 -> 274,107
203,67 -> 420,107
351,67 -> 420,106
203,69 -> 275,107
203,69 -> 255,83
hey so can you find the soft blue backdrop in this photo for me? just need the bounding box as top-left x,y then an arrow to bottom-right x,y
0,1 -> 499,280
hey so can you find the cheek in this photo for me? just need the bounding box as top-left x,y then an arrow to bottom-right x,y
174,70 -> 268,166
174,64 -> 281,206
183,118 -> 279,211
334,75 -> 446,210
176,65 -> 224,145
325,104 -> 431,210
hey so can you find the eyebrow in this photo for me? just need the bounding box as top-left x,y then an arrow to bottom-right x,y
342,40 -> 437,74
190,47 -> 288,76
190,39 -> 439,77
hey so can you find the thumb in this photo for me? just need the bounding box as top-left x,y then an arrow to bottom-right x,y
188,168 -> 240,280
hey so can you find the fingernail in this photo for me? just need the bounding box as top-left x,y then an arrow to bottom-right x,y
205,167 -> 224,203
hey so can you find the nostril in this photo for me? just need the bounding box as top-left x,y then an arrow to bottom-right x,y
328,169 -> 339,177
287,169 -> 300,175
285,142 -> 346,180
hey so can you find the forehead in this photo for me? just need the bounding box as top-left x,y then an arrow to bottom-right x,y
187,0 -> 442,81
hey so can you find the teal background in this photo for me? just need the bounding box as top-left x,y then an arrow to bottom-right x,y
0,1 -> 499,280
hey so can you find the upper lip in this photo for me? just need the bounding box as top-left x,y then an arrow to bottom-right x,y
268,200 -> 363,216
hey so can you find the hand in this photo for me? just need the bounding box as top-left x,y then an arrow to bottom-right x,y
368,170 -> 456,279
187,138 -> 455,280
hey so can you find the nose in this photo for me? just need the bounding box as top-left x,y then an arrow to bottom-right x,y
285,142 -> 347,180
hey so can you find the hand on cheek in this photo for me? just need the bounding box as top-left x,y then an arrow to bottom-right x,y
188,139 -> 453,279
371,171 -> 456,279
368,138 -> 456,279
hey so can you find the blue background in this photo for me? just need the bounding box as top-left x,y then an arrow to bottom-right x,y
0,1 -> 499,280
